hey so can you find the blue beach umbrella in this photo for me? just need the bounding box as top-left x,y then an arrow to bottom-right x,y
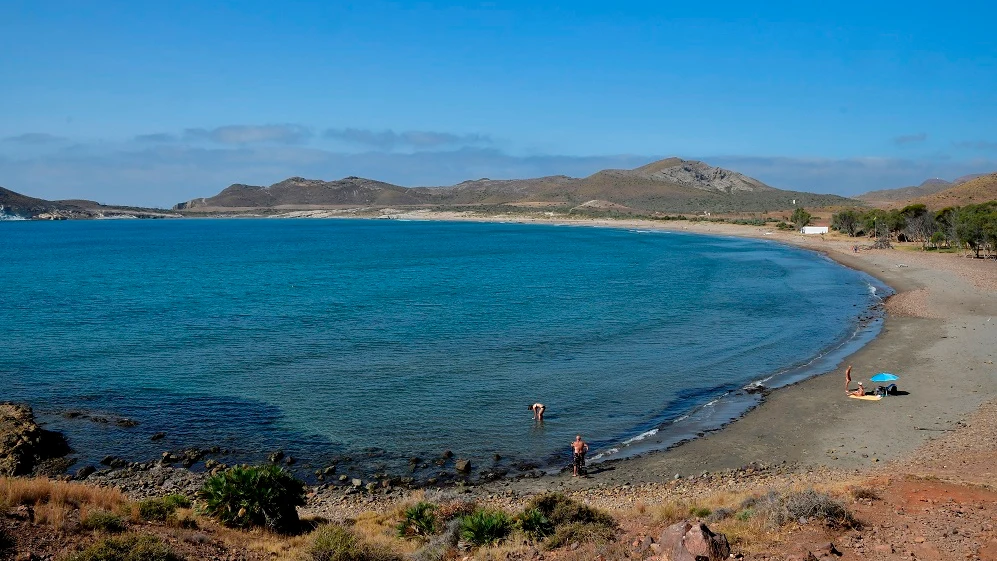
870,372 -> 899,382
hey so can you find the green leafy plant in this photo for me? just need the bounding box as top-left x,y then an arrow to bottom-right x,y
81,510 -> 126,533
197,464 -> 306,533
459,510 -> 512,547
397,501 -> 437,539
65,534 -> 184,561
516,508 -> 554,542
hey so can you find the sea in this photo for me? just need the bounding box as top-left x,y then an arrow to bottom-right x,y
0,219 -> 887,480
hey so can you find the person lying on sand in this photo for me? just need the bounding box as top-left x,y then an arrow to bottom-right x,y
571,435 -> 589,477
848,382 -> 866,396
529,402 -> 545,421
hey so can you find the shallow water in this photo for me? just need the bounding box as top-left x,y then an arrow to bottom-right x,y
0,219 -> 884,477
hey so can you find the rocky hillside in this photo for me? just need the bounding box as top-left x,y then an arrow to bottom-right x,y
0,186 -> 177,220
175,158 -> 856,214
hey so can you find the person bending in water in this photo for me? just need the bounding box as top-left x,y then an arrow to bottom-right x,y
529,403 -> 546,421
571,435 -> 589,477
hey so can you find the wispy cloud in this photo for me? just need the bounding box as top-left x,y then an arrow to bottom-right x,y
3,132 -> 67,144
893,133 -> 927,146
954,140 -> 997,151
324,128 -> 492,149
184,124 -> 313,145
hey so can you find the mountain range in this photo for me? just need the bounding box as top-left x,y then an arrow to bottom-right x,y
856,174 -> 987,204
174,158 -> 854,214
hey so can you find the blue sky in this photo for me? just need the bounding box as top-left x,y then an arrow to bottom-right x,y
2,1 -> 996,207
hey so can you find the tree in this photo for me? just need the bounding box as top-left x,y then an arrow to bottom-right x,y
903,211 -> 936,249
791,207 -> 812,230
831,210 -> 861,236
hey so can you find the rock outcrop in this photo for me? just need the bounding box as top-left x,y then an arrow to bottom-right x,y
0,403 -> 71,476
655,520 -> 731,561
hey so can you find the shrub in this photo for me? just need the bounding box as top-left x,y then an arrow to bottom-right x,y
65,534 -> 184,561
412,518 -> 461,561
198,464 -> 306,533
743,489 -> 857,529
544,521 -> 618,550
309,525 -> 401,561
397,502 -> 437,539
516,508 -> 554,542
781,490 -> 857,529
136,495 -> 190,522
81,510 -> 126,533
522,493 -> 617,550
850,487 -> 880,501
526,493 -> 615,528
459,510 -> 512,547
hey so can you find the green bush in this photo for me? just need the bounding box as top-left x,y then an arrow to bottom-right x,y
516,508 -> 553,542
397,502 -> 437,539
459,510 -> 512,547
65,534 -> 184,561
136,495 -> 190,522
309,525 -> 401,561
525,493 -> 615,528
523,493 -> 617,550
198,464 -> 306,533
81,510 -> 127,533
544,521 -> 618,550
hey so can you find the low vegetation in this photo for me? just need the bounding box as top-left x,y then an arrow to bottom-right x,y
396,501 -> 437,539
136,494 -> 190,522
309,524 -> 401,561
64,534 -> 184,561
80,510 -> 127,533
197,464 -> 306,533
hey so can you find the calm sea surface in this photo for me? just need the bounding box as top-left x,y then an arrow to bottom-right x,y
0,219 -> 884,477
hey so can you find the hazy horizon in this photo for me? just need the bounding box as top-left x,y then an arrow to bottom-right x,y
3,1 -> 996,207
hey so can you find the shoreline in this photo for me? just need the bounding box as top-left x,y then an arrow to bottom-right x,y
7,213 -> 997,506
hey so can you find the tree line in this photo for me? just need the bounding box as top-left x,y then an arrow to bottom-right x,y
830,202 -> 997,258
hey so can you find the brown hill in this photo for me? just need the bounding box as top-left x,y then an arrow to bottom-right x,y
856,173 -> 989,205
910,173 -> 997,209
0,186 -> 174,219
175,158 -> 855,214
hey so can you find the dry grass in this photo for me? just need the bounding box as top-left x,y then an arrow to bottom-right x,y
0,476 -> 127,512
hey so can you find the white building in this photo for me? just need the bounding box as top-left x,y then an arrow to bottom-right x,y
801,226 -> 829,234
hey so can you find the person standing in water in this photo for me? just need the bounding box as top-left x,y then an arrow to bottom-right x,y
529,403 -> 545,421
570,435 -> 589,477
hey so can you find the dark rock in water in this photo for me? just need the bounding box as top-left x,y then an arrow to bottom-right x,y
493,453 -> 501,461
62,411 -> 85,419
442,450 -> 454,459
115,418 -> 139,428
285,456 -> 296,465
100,455 -> 128,469
90,416 -> 109,424
658,520 -> 731,561
74,465 -> 96,480
268,450 -> 285,463
323,465 -> 336,475
182,458 -> 194,468
455,459 -> 471,473
150,432 -> 166,441
408,457 -> 421,464
208,445 -> 220,453
0,403 -> 71,476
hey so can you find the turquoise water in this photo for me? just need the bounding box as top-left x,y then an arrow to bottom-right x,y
0,219 -> 883,478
